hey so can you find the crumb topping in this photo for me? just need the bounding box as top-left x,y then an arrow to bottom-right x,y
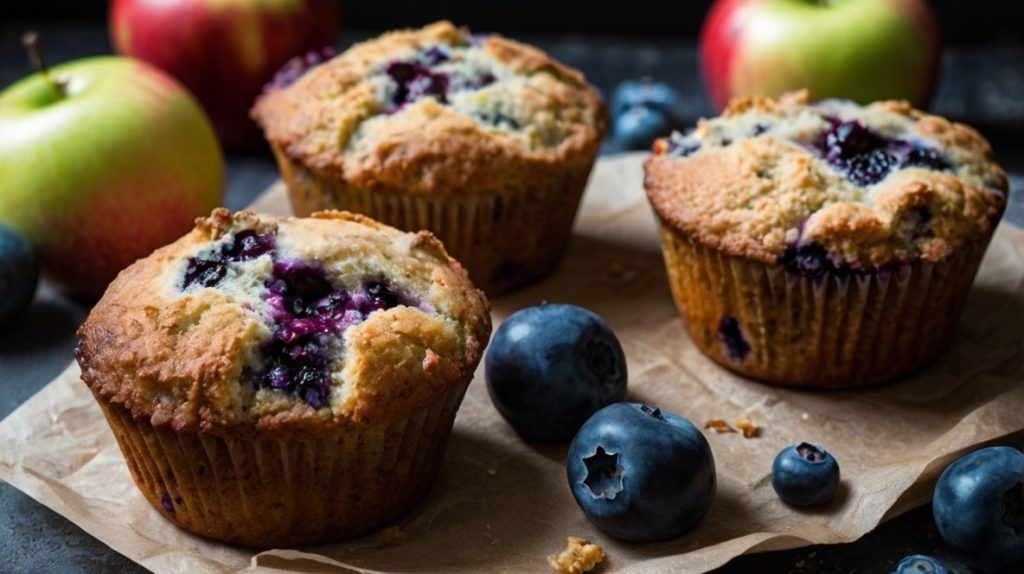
547,536 -> 605,574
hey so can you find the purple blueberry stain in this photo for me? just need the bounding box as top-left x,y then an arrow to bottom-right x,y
582,446 -> 625,500
717,316 -> 750,362
179,230 -> 415,409
182,230 -> 276,290
161,493 -> 175,515
264,46 -> 337,93
383,44 -> 497,112
814,118 -> 952,186
257,261 -> 412,409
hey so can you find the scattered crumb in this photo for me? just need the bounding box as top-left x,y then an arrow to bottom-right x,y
486,468 -> 497,477
795,559 -> 806,568
547,536 -> 605,574
734,417 -> 760,438
704,418 -> 737,433
801,412 -> 810,421
375,525 -> 404,546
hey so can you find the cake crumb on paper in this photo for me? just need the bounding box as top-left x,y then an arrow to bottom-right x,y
734,417 -> 759,438
547,536 -> 605,574
704,418 -> 737,433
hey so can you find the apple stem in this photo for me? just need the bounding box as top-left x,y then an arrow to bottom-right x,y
21,31 -> 67,101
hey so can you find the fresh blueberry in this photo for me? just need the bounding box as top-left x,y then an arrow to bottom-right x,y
485,304 -> 627,442
0,223 -> 38,325
933,446 -> 1024,573
566,402 -> 716,541
613,105 -> 673,151
771,443 -> 841,506
610,79 -> 679,117
891,554 -> 949,574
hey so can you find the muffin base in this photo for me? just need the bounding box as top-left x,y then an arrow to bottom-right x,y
95,378 -> 470,548
271,144 -> 594,296
659,225 -> 990,388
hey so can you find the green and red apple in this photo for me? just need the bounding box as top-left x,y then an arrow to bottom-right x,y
700,0 -> 941,110
0,56 -> 223,297
111,0 -> 341,149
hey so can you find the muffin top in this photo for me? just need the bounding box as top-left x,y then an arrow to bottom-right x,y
252,21 -> 607,196
76,209 -> 491,437
645,91 -> 1008,269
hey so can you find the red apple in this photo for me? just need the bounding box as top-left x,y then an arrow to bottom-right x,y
700,0 -> 941,110
111,0 -> 341,149
0,41 -> 223,297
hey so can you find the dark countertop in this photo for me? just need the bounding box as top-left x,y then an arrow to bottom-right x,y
2,23 -> 1023,574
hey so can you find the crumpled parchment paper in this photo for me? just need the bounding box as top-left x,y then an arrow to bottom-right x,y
3,153 -> 1024,573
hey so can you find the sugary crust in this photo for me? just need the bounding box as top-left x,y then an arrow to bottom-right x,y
76,208 -> 491,437
645,92 -> 1008,266
251,21 -> 607,197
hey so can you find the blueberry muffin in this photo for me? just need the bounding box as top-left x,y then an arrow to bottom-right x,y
75,208 -> 491,546
644,91 -> 1008,388
252,21 -> 607,295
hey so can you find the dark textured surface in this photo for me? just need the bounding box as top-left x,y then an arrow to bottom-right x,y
1,22 -> 1023,574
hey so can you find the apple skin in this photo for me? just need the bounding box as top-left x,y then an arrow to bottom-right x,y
111,0 -> 341,149
700,0 -> 941,110
0,57 -> 224,297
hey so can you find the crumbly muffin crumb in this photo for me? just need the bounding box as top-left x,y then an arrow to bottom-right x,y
547,536 -> 605,574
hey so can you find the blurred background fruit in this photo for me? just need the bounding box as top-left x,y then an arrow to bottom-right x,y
700,0 -> 942,110
0,223 -> 39,325
0,37 -> 224,297
111,0 -> 341,149
610,79 -> 681,150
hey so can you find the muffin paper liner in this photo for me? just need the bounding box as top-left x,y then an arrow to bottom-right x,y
94,377 -> 470,548
659,224 -> 991,388
270,144 -> 594,295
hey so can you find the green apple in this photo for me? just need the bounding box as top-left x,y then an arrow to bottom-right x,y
0,55 -> 224,297
700,0 -> 942,110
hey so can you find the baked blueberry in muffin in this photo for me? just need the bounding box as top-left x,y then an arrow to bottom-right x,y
645,91 -> 1007,387
252,21 -> 607,295
76,208 -> 490,546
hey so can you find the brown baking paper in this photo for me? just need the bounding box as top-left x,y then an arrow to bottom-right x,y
3,153 -> 1024,574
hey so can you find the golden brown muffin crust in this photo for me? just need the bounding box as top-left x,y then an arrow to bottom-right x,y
76,208 -> 491,438
645,92 -> 1008,266
252,21 -> 607,197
